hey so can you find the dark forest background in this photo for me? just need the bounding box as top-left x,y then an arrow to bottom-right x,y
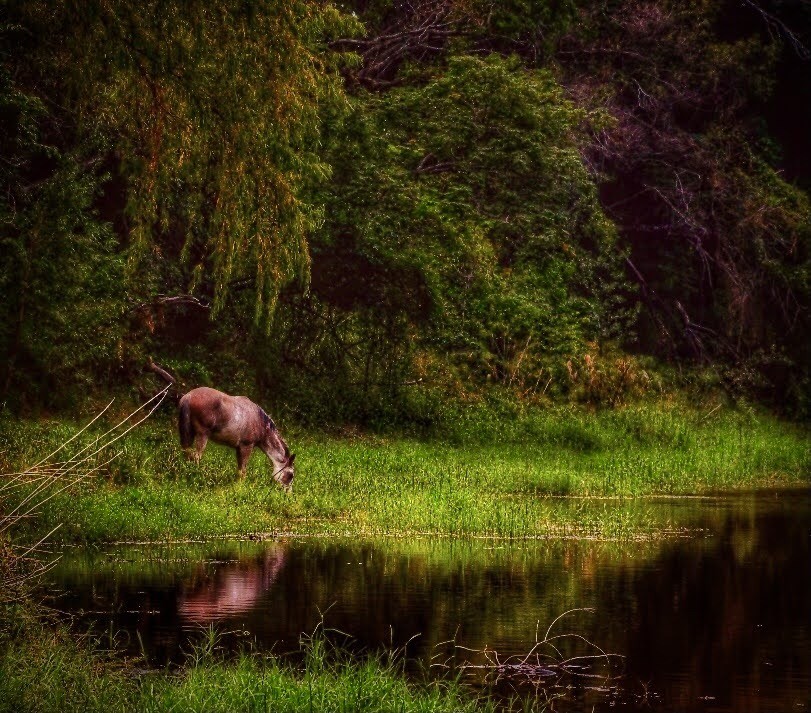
1,0 -> 809,424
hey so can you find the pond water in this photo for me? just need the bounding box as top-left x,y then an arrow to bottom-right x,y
45,490 -> 809,712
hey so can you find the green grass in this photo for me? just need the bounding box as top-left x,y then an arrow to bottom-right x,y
1,403 -> 808,543
0,624 -> 512,713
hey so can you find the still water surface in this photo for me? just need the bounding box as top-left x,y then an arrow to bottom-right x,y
46,491 -> 810,712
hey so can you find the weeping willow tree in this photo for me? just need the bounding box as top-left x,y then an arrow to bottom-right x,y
5,0 -> 360,324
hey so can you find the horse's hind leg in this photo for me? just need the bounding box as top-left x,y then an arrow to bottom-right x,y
236,444 -> 253,479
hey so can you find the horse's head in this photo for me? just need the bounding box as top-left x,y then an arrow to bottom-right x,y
273,452 -> 295,490
258,413 -> 295,490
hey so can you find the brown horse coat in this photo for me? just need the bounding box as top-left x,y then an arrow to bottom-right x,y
178,387 -> 295,487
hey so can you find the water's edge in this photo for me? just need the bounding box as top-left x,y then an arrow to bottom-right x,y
44,492 -> 810,713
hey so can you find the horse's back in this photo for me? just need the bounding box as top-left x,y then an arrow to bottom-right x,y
180,387 -> 228,429
182,386 -> 229,409
181,387 -> 260,445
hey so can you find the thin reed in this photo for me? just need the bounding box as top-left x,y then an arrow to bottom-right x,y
1,389 -> 170,604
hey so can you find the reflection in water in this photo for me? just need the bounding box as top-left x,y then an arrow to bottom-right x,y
45,491 -> 810,712
178,548 -> 286,625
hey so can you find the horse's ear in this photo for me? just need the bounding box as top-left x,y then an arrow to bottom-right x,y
288,453 -> 296,465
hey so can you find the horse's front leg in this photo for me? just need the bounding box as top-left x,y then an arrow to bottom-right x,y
236,443 -> 254,479
192,433 -> 208,464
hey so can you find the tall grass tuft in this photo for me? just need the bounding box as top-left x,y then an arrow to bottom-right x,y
0,622 -> 514,713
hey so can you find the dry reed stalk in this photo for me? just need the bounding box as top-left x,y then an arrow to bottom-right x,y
1,387 -> 170,604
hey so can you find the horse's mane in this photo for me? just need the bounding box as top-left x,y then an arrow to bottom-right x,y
259,407 -> 290,457
259,408 -> 276,432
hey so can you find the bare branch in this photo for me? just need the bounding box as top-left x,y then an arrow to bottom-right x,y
335,0 -> 468,88
741,0 -> 810,59
132,294 -> 210,313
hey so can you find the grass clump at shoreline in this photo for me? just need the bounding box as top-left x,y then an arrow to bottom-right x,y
0,624 -> 506,713
1,402 -> 808,544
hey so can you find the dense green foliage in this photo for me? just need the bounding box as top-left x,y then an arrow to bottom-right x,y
1,0 -> 809,418
0,59 -> 125,405
274,54 -> 630,421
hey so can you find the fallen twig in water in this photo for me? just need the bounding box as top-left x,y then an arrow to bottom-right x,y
433,608 -> 624,696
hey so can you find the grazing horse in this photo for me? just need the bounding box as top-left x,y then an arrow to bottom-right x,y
178,387 -> 295,488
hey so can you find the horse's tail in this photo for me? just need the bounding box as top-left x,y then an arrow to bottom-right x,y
178,398 -> 195,449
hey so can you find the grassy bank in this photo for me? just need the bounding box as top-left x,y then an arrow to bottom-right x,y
0,623 -> 512,713
1,403 -> 808,543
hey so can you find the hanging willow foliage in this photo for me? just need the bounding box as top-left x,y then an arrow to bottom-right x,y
10,0 -> 360,325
